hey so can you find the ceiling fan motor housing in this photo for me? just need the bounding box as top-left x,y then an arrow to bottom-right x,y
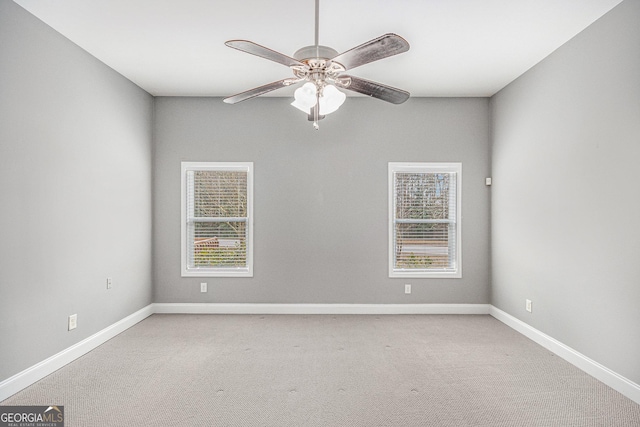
293,45 -> 339,61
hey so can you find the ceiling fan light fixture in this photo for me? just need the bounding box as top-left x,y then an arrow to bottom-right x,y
291,83 -> 345,116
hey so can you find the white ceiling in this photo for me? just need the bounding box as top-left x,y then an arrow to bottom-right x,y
13,0 -> 623,97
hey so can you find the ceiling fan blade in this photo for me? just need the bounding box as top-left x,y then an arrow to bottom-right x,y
223,79 -> 293,104
341,75 -> 410,104
330,34 -> 409,71
225,40 -> 305,68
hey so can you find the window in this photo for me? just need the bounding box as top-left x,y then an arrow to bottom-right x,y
181,162 -> 253,277
389,162 -> 461,278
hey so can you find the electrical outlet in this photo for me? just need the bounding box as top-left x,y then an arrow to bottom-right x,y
526,299 -> 532,313
68,314 -> 77,331
200,282 -> 207,293
107,277 -> 112,289
485,177 -> 492,186
405,284 -> 411,294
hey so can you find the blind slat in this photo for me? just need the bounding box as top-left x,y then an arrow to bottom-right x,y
187,217 -> 247,223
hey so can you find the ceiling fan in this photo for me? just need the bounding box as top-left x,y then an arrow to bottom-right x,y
223,0 -> 410,129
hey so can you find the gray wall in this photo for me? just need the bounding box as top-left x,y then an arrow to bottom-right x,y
490,0 -> 640,384
153,97 -> 491,304
0,0 -> 154,381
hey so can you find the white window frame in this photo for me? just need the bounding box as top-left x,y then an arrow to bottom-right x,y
181,162 -> 253,277
388,162 -> 462,278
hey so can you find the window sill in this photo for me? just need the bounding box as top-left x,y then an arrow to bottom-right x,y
389,270 -> 461,279
182,268 -> 253,278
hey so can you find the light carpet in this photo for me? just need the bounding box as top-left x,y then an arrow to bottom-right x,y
2,314 -> 640,426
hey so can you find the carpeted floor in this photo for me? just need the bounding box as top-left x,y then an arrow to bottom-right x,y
2,314 -> 640,426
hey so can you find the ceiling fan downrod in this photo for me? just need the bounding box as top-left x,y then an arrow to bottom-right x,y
314,0 -> 320,47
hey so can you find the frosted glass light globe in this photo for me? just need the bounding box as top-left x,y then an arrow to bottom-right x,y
291,82 -> 318,113
319,85 -> 346,115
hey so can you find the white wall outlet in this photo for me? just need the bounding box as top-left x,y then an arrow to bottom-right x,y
485,177 -> 492,186
200,282 -> 207,293
526,299 -> 532,313
68,314 -> 77,331
405,284 -> 411,294
107,277 -> 112,289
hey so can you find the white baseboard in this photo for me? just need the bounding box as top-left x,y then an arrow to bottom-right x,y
152,303 -> 491,315
0,304 -> 154,402
489,305 -> 640,405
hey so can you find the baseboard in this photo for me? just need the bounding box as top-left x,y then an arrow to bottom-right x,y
489,305 -> 640,405
152,303 -> 491,315
0,304 -> 154,402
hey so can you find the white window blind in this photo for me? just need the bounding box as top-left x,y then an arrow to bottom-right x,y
181,162 -> 253,277
389,163 -> 461,278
